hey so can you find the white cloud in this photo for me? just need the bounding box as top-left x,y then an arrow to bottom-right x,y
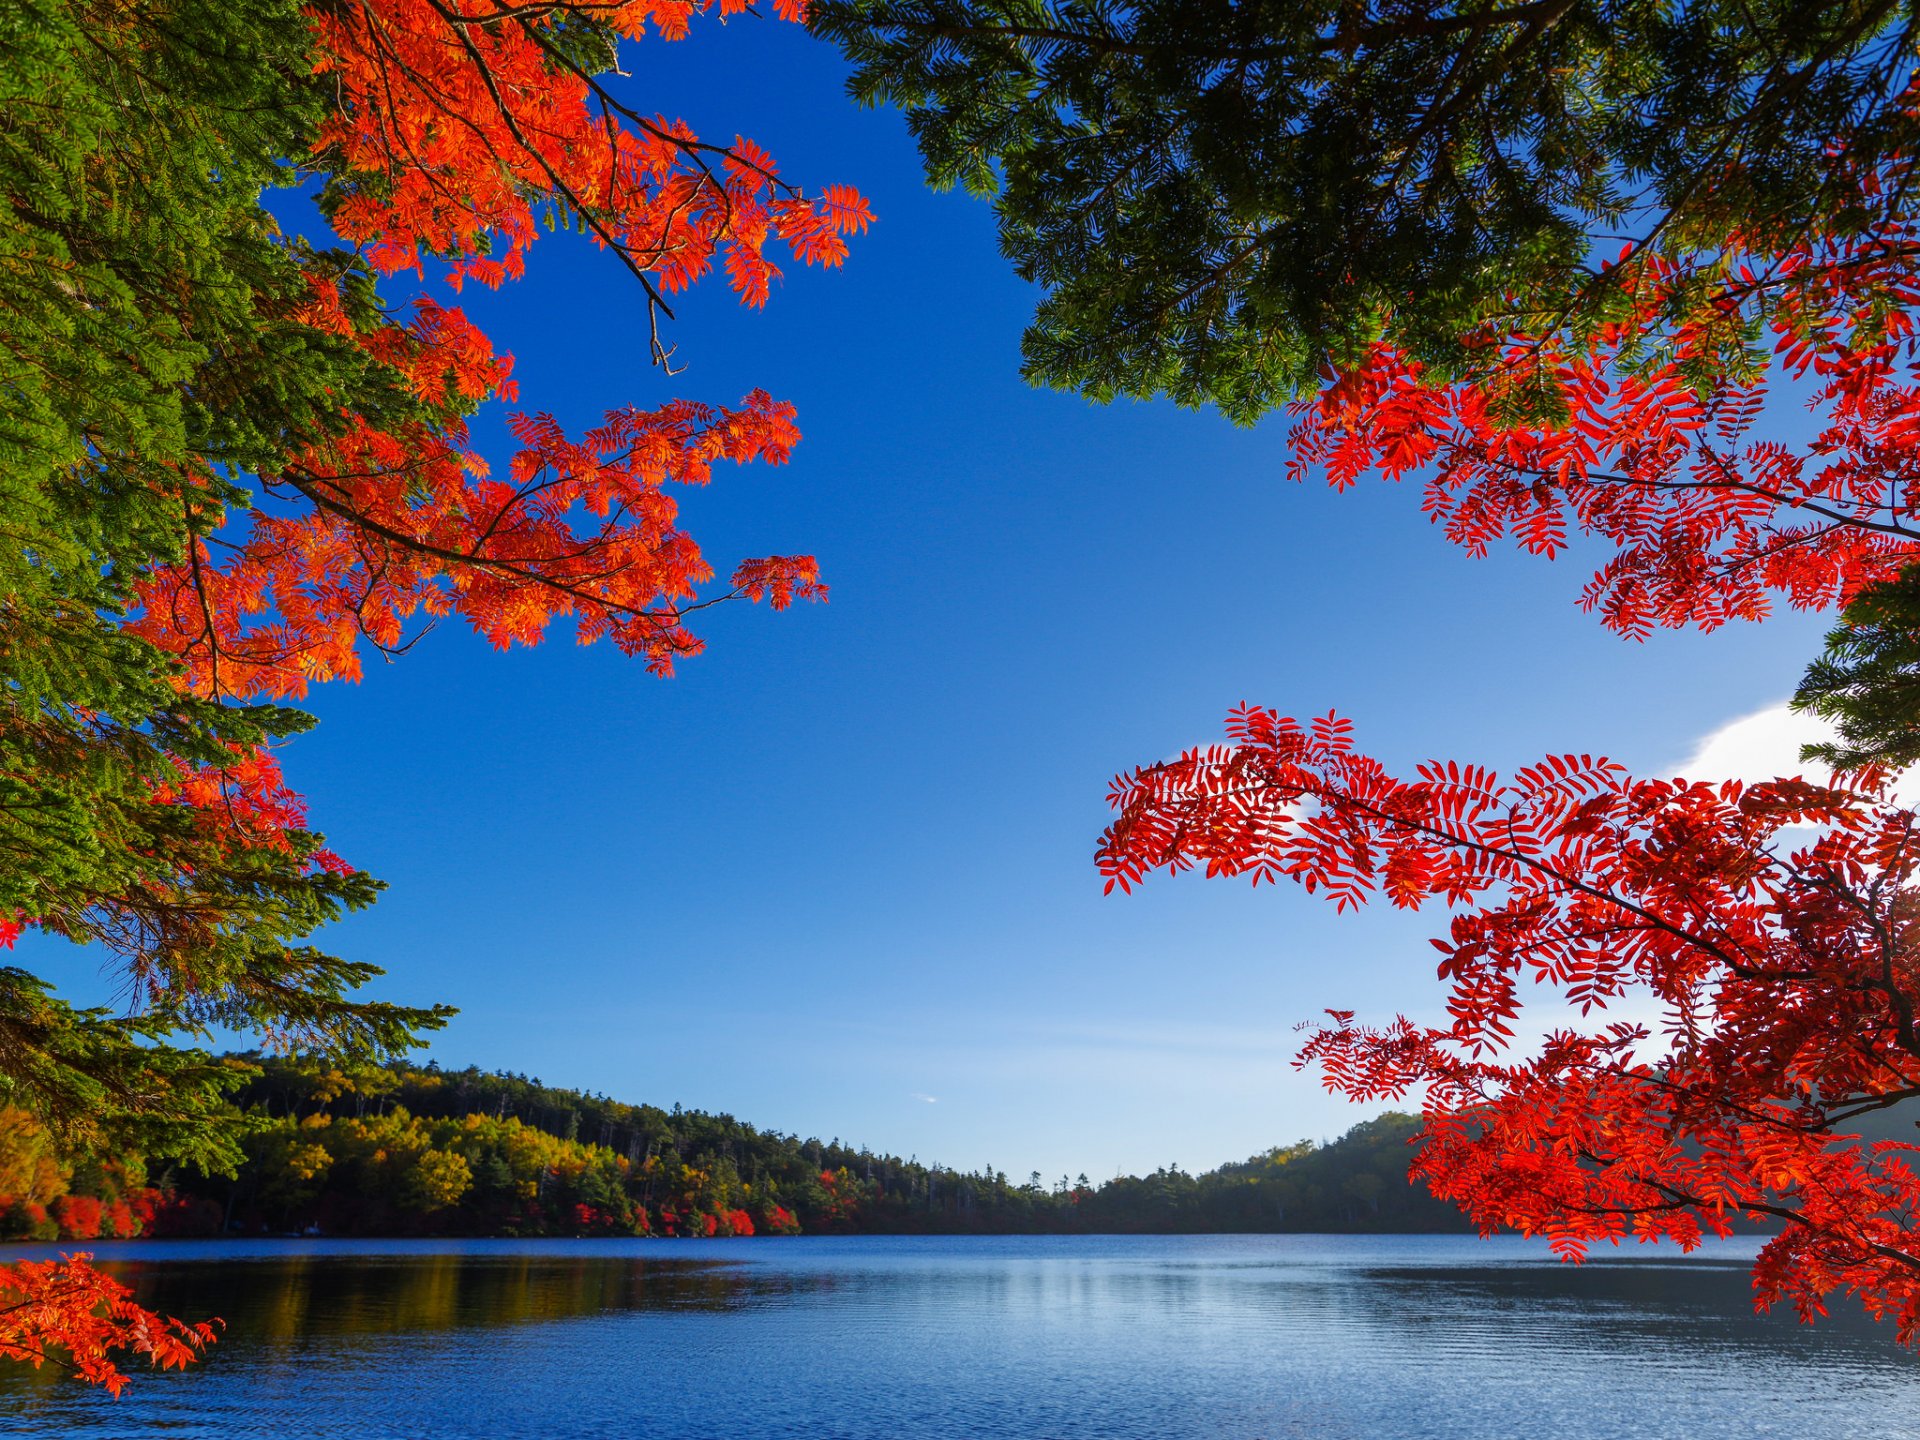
1668,700 -> 1920,806
911,1092 -> 938,1104
1668,700 -> 1835,784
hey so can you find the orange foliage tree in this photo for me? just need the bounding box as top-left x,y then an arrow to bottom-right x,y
810,0 -> 1920,1336
4,0 -> 863,1391
134,0 -> 869,701
1100,176 -> 1920,1338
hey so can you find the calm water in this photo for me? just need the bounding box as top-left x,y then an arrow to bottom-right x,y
0,1234 -> 1913,1437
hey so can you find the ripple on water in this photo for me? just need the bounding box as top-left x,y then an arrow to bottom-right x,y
0,1235 -> 1912,1439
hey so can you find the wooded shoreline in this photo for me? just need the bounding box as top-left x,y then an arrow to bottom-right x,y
1,1056 -> 1472,1244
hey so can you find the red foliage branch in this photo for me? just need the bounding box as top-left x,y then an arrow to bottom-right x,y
127,0 -> 869,701
1288,170 -> 1920,637
1100,705 -> 1920,1337
0,1255 -> 217,1397
150,742 -> 348,869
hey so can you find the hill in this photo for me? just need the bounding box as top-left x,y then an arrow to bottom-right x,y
1,1056 -> 1470,1240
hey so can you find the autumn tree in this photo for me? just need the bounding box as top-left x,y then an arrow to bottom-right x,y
2,0 -> 865,1388
1100,708 -> 1920,1337
820,0 -> 1920,1335
1088,173 -> 1920,1335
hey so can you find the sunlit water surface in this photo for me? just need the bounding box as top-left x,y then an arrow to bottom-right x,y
0,1234 -> 1912,1437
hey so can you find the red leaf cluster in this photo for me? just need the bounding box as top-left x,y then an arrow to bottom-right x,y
1102,707 -> 1920,1336
310,1 -> 867,303
129,0 -> 866,702
1289,196 -> 1920,636
0,1255 -> 217,1397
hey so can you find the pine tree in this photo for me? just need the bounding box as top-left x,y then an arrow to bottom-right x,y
1796,566 -> 1920,770
812,0 -> 1916,420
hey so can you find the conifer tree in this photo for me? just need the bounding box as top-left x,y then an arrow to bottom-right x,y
1796,567 -> 1920,770
813,0 -> 1915,419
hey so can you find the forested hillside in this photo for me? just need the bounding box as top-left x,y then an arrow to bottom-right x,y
0,1057 -> 1469,1240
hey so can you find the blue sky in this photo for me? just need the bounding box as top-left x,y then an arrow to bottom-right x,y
52,17 -> 1837,1182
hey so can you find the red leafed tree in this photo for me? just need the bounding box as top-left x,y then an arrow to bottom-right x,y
8,0 -> 868,1391
1101,150 -> 1920,1333
0,1256 -> 218,1396
129,0 -> 870,701
1101,709 -> 1920,1335
1286,175 -> 1920,636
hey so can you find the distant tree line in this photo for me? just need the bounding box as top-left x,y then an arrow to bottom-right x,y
0,1057 -> 1471,1239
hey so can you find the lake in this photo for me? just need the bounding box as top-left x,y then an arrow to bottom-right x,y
0,1235 -> 1913,1437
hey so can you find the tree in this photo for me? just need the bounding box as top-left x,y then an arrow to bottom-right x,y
1796,568 -> 1920,770
1078,169 -> 1920,1336
2,0 -> 866,1388
814,0 -> 1920,1340
813,0 -> 1918,420
1100,706 -> 1920,1338
813,1 -> 1920,647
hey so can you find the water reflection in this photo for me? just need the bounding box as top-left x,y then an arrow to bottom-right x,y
111,1251 -> 823,1347
0,1237 -> 1912,1439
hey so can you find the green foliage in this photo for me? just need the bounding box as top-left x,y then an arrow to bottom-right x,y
811,0 -> 1918,420
0,971 -> 252,1174
0,610 -> 445,1061
83,1057 -> 1477,1236
0,0 -> 450,1162
1071,1115 -> 1469,1232
1795,565 -> 1920,771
